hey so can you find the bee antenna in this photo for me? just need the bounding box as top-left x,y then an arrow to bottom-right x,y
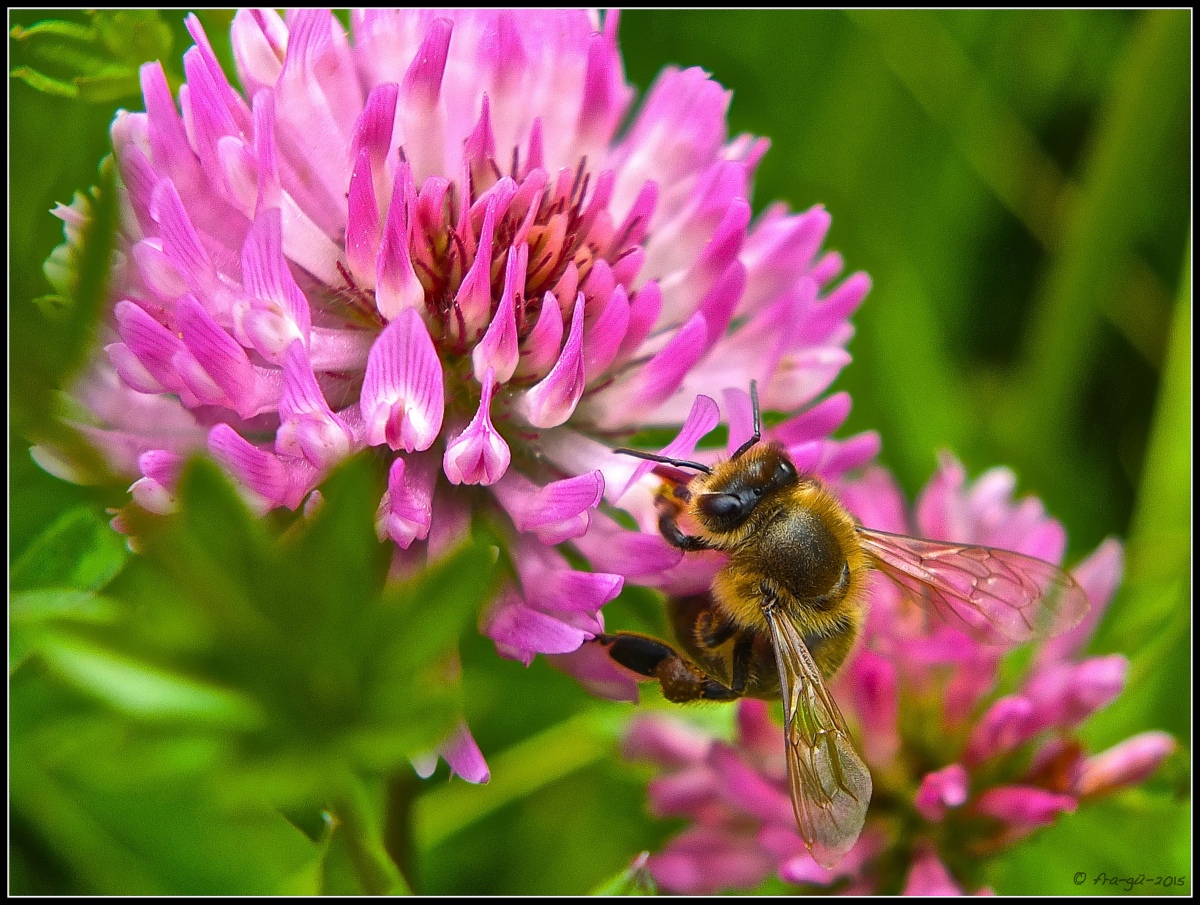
731,380 -> 762,460
613,447 -> 712,475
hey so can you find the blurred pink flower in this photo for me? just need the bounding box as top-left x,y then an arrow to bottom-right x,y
624,455 -> 1174,894
38,11 -> 876,779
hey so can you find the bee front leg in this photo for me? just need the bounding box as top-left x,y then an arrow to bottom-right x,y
658,512 -> 712,552
594,633 -> 741,702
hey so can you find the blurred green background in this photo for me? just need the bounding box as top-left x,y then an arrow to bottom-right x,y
9,9 -> 1190,896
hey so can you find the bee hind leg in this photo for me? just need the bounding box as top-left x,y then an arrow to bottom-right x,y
594,632 -> 741,702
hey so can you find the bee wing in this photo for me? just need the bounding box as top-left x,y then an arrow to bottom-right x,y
856,527 -> 1089,644
762,604 -> 871,869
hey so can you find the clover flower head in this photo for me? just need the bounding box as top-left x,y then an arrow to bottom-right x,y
40,10 -> 877,780
625,454 -> 1174,894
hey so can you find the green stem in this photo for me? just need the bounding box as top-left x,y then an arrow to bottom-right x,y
335,778 -> 413,895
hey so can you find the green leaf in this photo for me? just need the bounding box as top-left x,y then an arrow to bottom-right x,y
39,640 -> 267,729
10,588 -> 122,672
9,11 -> 171,104
986,790 -> 1191,894
11,508 -> 128,593
414,708 -> 621,852
91,11 -> 173,65
588,853 -> 658,895
10,65 -> 79,98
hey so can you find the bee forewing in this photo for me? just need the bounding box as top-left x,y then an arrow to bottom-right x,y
856,527 -> 1090,644
763,606 -> 871,869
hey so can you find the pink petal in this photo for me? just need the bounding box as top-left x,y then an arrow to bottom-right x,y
707,743 -> 793,825
913,764 -> 970,822
484,588 -> 591,664
440,720 -> 490,784
207,423 -> 314,512
1036,538 -> 1124,666
129,449 -> 185,514
472,244 -> 526,383
443,368 -> 510,485
451,193 -> 499,341
277,341 -> 354,469
964,695 -> 1037,765
974,785 -> 1076,829
548,642 -> 642,703
238,208 -> 313,362
361,308 -> 445,452
623,715 -> 711,767
376,159 -> 425,320
571,511 -> 682,578
616,392 -> 719,500
1076,731 -> 1176,798
375,453 -> 437,549
902,845 -> 964,896
491,469 -> 604,545
514,291 -> 564,381
839,649 -> 899,768
520,293 -> 586,429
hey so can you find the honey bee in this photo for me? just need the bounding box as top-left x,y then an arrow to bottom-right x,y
599,384 -> 1089,869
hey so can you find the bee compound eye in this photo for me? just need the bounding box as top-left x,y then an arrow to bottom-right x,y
776,459 -> 797,483
698,492 -> 748,525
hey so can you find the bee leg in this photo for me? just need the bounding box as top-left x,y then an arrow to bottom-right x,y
595,632 -> 740,702
729,633 -> 754,695
658,512 -> 712,552
695,610 -> 739,649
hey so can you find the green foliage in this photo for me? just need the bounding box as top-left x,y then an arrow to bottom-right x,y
11,456 -> 498,894
9,8 -> 1190,896
10,11 -> 173,102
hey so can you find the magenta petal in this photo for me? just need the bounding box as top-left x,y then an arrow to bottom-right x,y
440,720 -> 490,784
617,393 -> 719,500
548,642 -> 642,703
707,743 -> 793,825
515,291 -> 564,381
521,293 -> 586,429
177,296 -> 259,418
1037,537 -> 1124,666
150,179 -> 219,300
582,285 -> 630,380
1024,655 -> 1128,731
472,244 -> 526,383
207,423 -> 313,511
492,469 -> 604,545
913,764 -> 970,822
375,453 -> 437,548
114,301 -> 193,402
345,145 -> 382,289
1076,731 -> 1176,798
484,589 -> 591,664
773,392 -> 852,446
361,308 -> 445,452
902,845 -> 964,896
618,279 -> 661,360
129,449 -> 185,514
238,208 -> 313,361
623,715 -> 710,767
277,341 -> 354,469
974,785 -> 1076,829
839,648 -> 899,767
648,824 -> 774,896
452,194 -> 499,340
964,695 -> 1036,765
376,162 -> 424,320
571,512 -> 682,578
443,368 -> 510,485
626,311 -> 709,415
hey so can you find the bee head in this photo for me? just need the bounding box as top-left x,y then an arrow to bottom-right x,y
694,443 -> 799,533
